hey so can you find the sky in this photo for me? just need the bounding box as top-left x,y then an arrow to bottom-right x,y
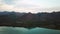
0,0 -> 60,13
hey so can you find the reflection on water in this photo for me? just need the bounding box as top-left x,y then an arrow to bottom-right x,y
0,26 -> 60,34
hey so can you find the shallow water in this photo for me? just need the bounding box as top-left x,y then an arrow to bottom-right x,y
0,26 -> 60,34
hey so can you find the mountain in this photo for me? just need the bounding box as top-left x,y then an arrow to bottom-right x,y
0,11 -> 16,23
0,11 -> 60,29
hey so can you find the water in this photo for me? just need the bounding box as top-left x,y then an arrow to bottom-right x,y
0,26 -> 60,34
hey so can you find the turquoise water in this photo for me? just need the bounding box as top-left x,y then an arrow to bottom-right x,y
0,26 -> 60,34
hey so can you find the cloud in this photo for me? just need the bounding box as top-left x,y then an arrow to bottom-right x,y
13,0 -> 45,8
0,4 -> 36,13
0,0 -> 60,13
1,0 -> 16,5
0,0 -> 41,13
